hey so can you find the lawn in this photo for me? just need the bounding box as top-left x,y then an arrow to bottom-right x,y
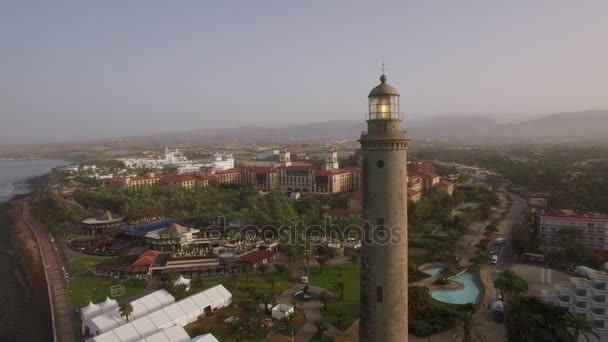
70,256 -> 117,274
311,264 -> 360,329
68,275 -> 147,307
189,271 -> 295,302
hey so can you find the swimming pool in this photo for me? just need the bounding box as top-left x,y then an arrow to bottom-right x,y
423,266 -> 444,277
431,271 -> 480,304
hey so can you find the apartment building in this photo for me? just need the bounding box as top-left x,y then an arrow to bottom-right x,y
539,209 -> 608,252
543,267 -> 608,334
242,167 -> 279,191
215,168 -> 242,185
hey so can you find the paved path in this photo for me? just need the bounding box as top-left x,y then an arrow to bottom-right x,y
274,284 -> 341,342
23,203 -> 78,342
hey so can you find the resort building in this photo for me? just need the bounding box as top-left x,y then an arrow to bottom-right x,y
543,267 -> 608,334
539,209 -> 608,252
145,223 -> 201,251
81,211 -> 124,236
435,180 -> 455,196
214,168 -> 242,185
407,161 -> 437,175
241,167 -> 279,191
324,147 -> 339,171
122,173 -> 163,189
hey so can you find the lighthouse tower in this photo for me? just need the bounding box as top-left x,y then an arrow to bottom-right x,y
359,74 -> 409,342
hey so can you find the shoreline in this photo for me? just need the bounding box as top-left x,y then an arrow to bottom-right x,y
0,174 -> 53,341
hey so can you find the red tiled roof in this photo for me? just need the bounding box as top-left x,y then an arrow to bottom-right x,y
407,189 -> 421,197
245,166 -> 277,174
238,249 -> 275,265
436,180 -> 453,188
163,174 -> 199,182
315,169 -> 352,176
419,172 -> 440,179
341,166 -> 361,172
326,208 -> 361,218
131,250 -> 160,267
408,174 -> 422,180
278,165 -> 320,171
215,168 -> 241,174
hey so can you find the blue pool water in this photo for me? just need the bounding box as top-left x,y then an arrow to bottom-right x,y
431,272 -> 480,304
423,267 -> 444,277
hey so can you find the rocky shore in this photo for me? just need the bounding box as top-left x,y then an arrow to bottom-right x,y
0,176 -> 53,342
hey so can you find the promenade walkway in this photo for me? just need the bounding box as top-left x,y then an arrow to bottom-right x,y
23,203 -> 78,342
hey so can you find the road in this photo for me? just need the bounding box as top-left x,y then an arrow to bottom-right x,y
496,192 -> 526,270
23,203 -> 78,342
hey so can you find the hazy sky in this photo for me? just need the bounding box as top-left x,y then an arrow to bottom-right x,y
2,1 -> 608,144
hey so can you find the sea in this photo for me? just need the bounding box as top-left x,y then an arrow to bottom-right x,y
0,159 -> 68,203
0,159 -> 67,341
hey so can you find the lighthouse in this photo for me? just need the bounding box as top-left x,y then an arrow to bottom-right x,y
359,74 -> 409,341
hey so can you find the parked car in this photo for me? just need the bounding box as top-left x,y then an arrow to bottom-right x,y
491,255 -> 498,264
493,237 -> 506,245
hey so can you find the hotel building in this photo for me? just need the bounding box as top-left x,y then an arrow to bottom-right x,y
539,209 -> 608,252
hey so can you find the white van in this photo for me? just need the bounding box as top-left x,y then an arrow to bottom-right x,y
491,255 -> 498,264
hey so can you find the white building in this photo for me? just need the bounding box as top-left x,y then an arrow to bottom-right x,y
543,268 -> 608,335
271,303 -> 294,320
88,285 -> 231,342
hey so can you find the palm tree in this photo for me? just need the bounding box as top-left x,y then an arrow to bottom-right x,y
408,286 -> 430,320
257,262 -> 268,275
282,311 -> 297,335
240,263 -> 252,282
319,290 -> 332,311
317,255 -> 329,274
118,301 -> 134,322
349,252 -> 360,269
229,273 -> 238,289
227,321 -> 245,342
266,276 -> 278,293
494,270 -> 528,310
314,320 -> 328,338
332,280 -> 345,300
451,311 -> 486,342
335,310 -> 347,328
560,312 -> 600,342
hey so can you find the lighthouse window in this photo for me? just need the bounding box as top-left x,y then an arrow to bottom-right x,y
377,286 -> 383,303
376,160 -> 384,168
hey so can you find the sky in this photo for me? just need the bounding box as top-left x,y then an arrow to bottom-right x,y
1,1 -> 608,144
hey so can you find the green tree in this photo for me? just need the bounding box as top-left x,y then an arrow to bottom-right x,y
408,286 -> 431,320
317,255 -> 329,274
335,310 -> 347,328
450,311 -> 486,342
319,290 -> 332,311
332,280 -> 345,300
118,300 -> 134,322
314,320 -> 328,338
266,276 -> 278,293
349,252 -> 360,269
257,262 -> 268,275
494,270 -> 528,305
560,312 -> 599,342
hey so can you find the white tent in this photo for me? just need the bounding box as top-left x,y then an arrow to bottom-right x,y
89,285 -> 231,342
83,290 -> 175,336
135,325 -> 191,342
100,297 -> 119,313
81,301 -> 103,321
189,333 -> 220,342
271,303 -> 294,320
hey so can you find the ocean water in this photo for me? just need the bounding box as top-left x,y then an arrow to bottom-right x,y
0,159 -> 67,203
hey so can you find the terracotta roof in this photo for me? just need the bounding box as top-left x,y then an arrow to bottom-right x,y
131,250 -> 160,267
278,165 -> 320,171
245,166 -> 277,174
238,249 -> 275,265
163,174 -> 200,182
315,169 -> 352,176
326,208 -> 361,218
407,189 -> 421,197
436,180 -> 454,188
419,172 -> 440,179
540,209 -> 608,222
341,166 -> 361,172
216,168 -> 241,174
408,174 -> 422,180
